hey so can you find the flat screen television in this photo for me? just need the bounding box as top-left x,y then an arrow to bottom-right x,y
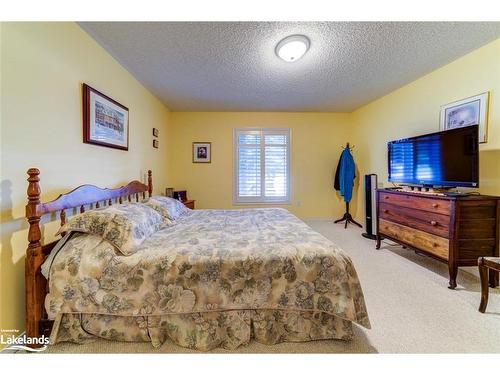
388,125 -> 479,188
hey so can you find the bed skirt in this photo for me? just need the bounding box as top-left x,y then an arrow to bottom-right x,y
50,309 -> 354,351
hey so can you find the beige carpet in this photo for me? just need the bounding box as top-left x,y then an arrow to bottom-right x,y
43,220 -> 500,354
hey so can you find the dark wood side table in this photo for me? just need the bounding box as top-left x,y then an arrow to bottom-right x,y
182,200 -> 195,209
478,257 -> 500,313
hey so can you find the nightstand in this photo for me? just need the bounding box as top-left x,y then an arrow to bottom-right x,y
182,200 -> 195,209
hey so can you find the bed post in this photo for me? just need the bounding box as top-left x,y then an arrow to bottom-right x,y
147,170 -> 153,197
25,168 -> 44,343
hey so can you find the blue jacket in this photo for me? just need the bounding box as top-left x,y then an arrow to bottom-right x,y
338,148 -> 355,203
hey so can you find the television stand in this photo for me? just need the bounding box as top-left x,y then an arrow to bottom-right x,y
427,187 -> 454,194
376,189 -> 500,289
399,185 -> 458,196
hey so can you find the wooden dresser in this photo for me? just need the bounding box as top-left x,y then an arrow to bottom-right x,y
376,189 -> 500,289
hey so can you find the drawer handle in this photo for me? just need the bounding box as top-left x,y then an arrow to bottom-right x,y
433,243 -> 438,247
384,196 -> 390,200
383,209 -> 389,213
432,203 -> 438,208
430,221 -> 437,226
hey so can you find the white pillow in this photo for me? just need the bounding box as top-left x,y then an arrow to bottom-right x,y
144,196 -> 190,221
56,202 -> 163,255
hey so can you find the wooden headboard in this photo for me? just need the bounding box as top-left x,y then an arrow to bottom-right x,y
25,168 -> 153,343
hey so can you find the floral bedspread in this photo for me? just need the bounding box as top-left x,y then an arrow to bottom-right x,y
46,208 -> 370,330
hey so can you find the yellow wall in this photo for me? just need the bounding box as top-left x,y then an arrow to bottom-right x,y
351,38 -> 500,221
169,112 -> 355,218
0,23 -> 172,340
1,23 -> 499,344
167,40 -> 500,221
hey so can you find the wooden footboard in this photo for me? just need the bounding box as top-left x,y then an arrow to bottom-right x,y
25,168 -> 153,344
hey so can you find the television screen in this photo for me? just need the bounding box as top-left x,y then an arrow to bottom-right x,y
388,125 -> 479,188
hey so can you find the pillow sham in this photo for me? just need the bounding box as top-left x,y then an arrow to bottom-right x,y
144,196 -> 190,221
56,202 -> 163,255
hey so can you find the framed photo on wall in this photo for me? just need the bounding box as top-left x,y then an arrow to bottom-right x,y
440,92 -> 489,143
193,142 -> 211,163
83,83 -> 129,150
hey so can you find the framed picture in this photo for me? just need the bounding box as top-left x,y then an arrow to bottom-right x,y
173,190 -> 187,201
83,83 -> 129,150
440,92 -> 489,143
193,142 -> 211,163
165,187 -> 174,198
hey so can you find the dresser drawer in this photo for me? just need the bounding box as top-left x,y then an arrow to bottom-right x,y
379,192 -> 451,216
379,219 -> 449,260
379,202 -> 450,238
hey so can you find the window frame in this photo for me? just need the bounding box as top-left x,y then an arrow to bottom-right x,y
233,128 -> 291,205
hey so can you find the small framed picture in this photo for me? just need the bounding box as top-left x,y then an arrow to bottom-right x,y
193,142 -> 211,163
83,83 -> 129,150
173,190 -> 187,201
152,128 -> 159,137
153,139 -> 159,148
440,92 -> 489,143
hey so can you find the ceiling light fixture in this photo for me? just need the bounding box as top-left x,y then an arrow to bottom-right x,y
275,35 -> 310,62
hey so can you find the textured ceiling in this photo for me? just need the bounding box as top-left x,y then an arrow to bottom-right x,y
80,22 -> 500,112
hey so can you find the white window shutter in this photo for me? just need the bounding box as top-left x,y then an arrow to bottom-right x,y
234,129 -> 290,204
238,145 -> 261,197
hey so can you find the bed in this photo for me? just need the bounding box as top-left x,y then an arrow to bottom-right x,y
25,169 -> 370,351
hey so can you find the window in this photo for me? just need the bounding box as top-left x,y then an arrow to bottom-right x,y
234,128 -> 290,204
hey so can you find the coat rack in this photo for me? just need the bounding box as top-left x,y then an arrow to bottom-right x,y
342,142 -> 354,150
334,142 -> 362,229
